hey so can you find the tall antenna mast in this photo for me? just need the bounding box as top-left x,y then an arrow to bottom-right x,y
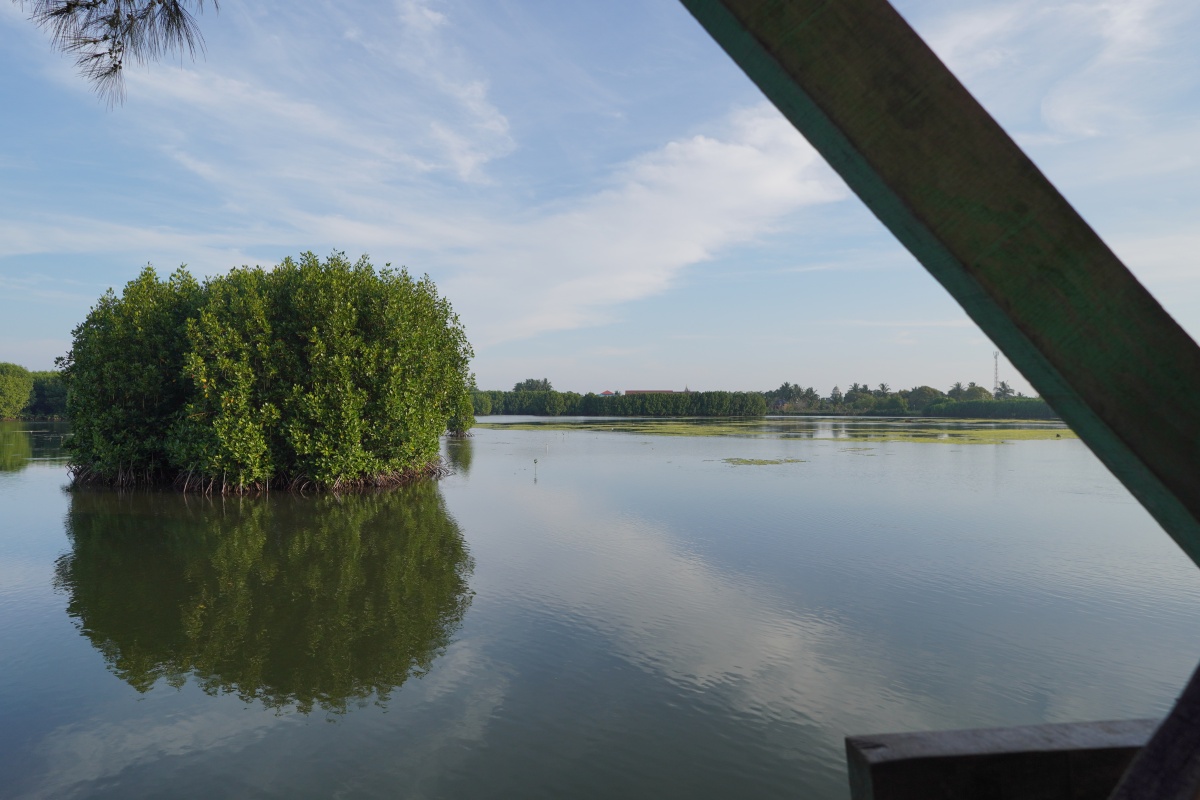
993,351 -> 1000,395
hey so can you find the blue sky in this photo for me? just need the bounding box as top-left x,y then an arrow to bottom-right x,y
1,0 -> 1198,396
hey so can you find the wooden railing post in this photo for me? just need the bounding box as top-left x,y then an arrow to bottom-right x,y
676,2 -> 1200,797
676,0 -> 1200,564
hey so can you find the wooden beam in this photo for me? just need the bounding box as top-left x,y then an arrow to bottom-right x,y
846,719 -> 1155,800
676,0 -> 1200,569
1108,661 -> 1200,800
676,2 -> 1200,797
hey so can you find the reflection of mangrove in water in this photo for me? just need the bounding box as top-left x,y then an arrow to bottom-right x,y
54,483 -> 474,714
0,421 -> 32,471
444,435 -> 473,476
0,420 -> 70,471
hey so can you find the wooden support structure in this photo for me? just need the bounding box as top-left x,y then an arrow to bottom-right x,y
676,1 -> 1200,797
846,719 -> 1155,800
676,0 -> 1200,563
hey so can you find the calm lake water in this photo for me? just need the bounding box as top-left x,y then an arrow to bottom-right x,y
3,416 -> 1199,799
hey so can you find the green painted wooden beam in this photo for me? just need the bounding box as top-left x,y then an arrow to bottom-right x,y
678,0 -> 1200,567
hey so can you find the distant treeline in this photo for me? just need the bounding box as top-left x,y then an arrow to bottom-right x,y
473,389 -> 767,417
3,366 -> 1058,424
480,378 -> 1058,420
925,398 -> 1057,419
763,380 -> 1057,419
0,364 -> 66,419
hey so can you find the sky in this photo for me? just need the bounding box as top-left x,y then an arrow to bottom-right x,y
1,0 -> 1198,396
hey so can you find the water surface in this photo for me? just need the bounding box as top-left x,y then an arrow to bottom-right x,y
2,417 -> 1198,799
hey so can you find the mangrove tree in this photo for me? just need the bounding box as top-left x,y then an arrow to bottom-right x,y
60,252 -> 474,491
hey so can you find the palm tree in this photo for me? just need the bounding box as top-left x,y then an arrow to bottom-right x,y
16,0 -> 218,104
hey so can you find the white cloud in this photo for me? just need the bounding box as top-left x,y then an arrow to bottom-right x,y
5,0 -> 1199,387
397,0 -> 448,33
444,104 -> 848,345
26,704 -> 294,800
920,2 -> 1030,80
377,0 -> 515,179
0,216 -> 256,281
1039,0 -> 1168,138
0,99 -> 848,349
118,2 -> 512,186
914,0 -> 1199,141
1110,232 -> 1200,284
900,0 -> 1200,341
471,480 -> 930,738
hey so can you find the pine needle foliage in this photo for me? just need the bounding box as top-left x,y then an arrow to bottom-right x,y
60,252 -> 474,492
17,0 -> 217,105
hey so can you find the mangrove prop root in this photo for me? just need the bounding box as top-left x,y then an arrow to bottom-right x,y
68,460 -> 451,495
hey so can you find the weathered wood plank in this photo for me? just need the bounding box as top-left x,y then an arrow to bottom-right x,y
676,2 -> 1200,797
675,0 -> 1200,569
846,719 -> 1156,800
1108,661 -> 1200,800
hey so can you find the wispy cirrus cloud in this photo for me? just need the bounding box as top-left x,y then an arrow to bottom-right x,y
3,0 -> 1198,389
3,89 -> 848,350
826,319 -> 973,329
439,104 -> 848,345
918,0 -> 1200,141
122,0 -> 513,187
908,0 -> 1200,339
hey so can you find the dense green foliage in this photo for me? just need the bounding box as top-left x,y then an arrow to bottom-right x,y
763,379 -> 1057,418
926,397 -> 1057,419
475,379 -> 1050,420
56,483 -> 473,714
61,253 -> 474,490
26,371 -> 67,417
946,381 -> 995,401
0,362 -> 34,419
905,385 -> 947,412
0,365 -> 65,419
512,378 -> 552,392
475,389 -> 767,417
476,381 -> 1047,420
471,390 -> 493,416
764,380 -> 931,414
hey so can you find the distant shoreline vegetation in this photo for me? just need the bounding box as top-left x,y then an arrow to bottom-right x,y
471,380 -> 1057,420
923,397 -> 1056,419
0,364 -> 67,420
473,388 -> 768,418
762,381 -> 1057,419
56,253 -> 474,493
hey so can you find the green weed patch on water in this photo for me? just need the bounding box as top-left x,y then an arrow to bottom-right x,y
475,417 -> 1077,444
723,457 -> 806,466
824,427 -> 1077,444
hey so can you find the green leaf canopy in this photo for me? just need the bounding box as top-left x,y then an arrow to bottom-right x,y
61,252 -> 474,491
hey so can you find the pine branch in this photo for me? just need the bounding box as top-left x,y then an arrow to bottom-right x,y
15,0 -> 218,105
